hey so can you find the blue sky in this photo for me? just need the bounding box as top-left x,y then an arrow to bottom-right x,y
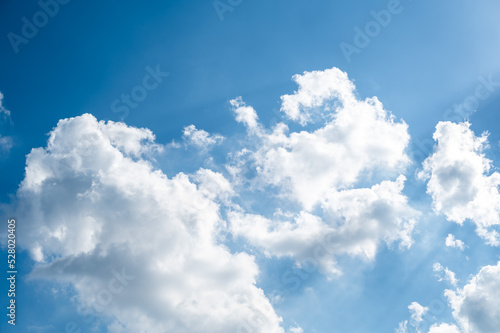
1,0 -> 500,332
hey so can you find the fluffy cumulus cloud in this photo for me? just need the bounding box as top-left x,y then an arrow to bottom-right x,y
231,67 -> 410,210
231,97 -> 260,131
419,122 -> 500,245
427,323 -> 461,333
182,124 -> 224,150
12,67 -> 424,331
445,261 -> 500,333
227,67 -> 418,276
409,302 -> 429,325
16,114 -> 283,333
280,67 -> 356,125
445,234 -> 465,251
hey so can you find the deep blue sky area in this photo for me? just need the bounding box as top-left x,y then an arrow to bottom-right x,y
0,1 -> 499,332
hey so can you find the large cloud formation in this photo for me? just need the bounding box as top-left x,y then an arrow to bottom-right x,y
419,121 -> 500,245
232,68 -> 410,210
15,67 -> 421,331
228,67 -> 418,276
17,114 -> 284,332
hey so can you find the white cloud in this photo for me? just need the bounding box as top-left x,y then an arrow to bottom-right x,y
230,176 -> 418,277
0,91 -> 13,153
396,320 -> 409,333
16,114 -> 284,333
182,124 -> 224,150
409,302 -> 429,325
231,67 -> 410,210
230,97 -> 260,132
10,67 -> 423,330
419,121 -> 500,245
280,67 -> 356,125
0,91 -> 11,119
0,135 -> 13,152
445,261 -> 500,333
289,327 -> 304,333
433,263 -> 458,287
428,323 -> 461,333
225,67 -> 417,277
445,234 -> 465,251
